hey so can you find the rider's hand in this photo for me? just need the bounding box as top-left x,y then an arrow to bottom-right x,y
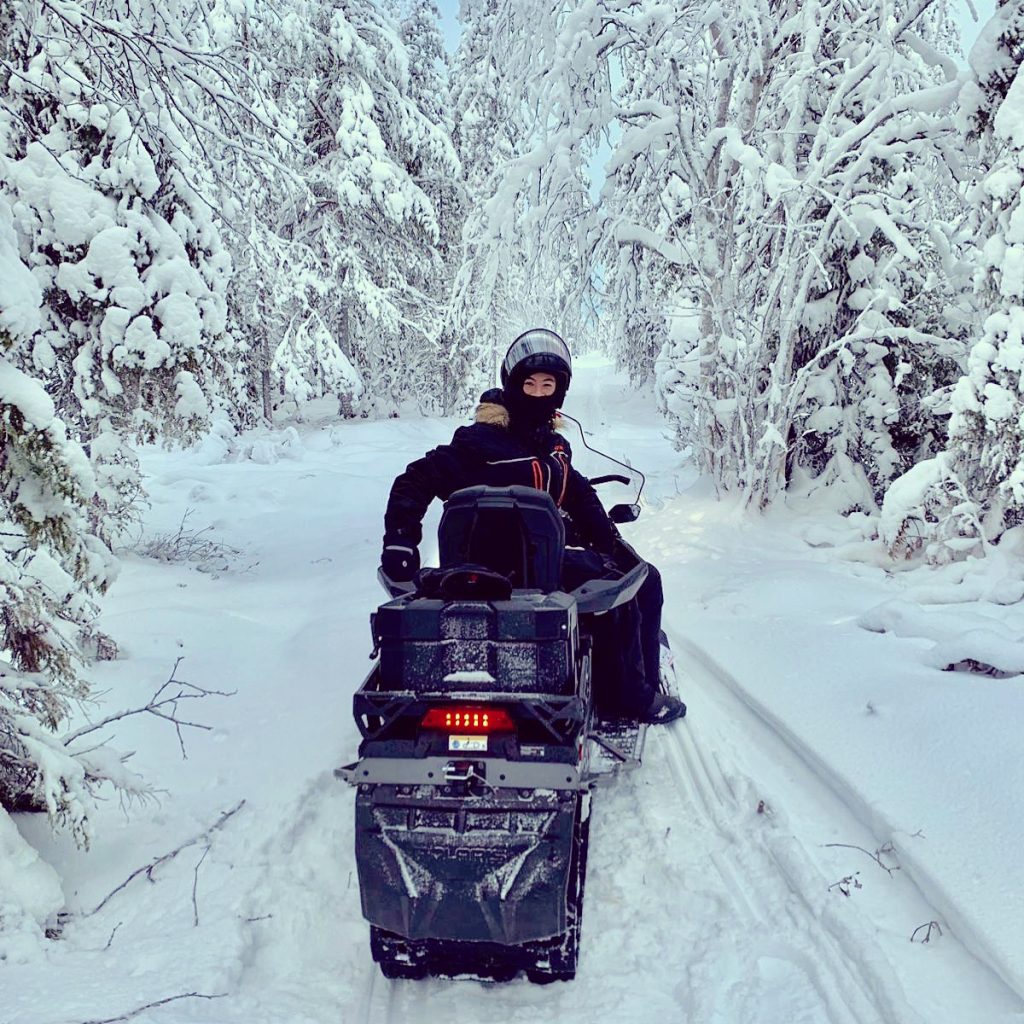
381,542 -> 420,582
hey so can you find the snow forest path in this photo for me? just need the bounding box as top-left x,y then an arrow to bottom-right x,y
6,357 -> 1022,1024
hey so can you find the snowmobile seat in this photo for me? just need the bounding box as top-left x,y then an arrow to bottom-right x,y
438,486 -> 564,592
371,486 -> 578,694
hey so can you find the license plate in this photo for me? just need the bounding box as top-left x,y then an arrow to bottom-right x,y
449,735 -> 487,752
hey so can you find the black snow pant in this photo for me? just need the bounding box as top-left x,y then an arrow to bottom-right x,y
562,549 -> 664,717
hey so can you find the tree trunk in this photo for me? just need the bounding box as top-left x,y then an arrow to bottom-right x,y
337,303 -> 354,418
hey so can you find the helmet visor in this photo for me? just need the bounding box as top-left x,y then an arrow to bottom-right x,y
501,329 -> 571,382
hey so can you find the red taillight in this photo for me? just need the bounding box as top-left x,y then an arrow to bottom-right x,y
421,706 -> 514,734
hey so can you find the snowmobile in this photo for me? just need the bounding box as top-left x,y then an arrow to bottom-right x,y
337,482 -> 673,983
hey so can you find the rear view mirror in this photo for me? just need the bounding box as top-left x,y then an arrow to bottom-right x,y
609,503 -> 641,524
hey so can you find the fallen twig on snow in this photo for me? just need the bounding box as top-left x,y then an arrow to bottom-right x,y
88,800 -> 245,916
823,840 -> 900,876
910,920 -> 943,943
76,991 -> 226,1024
828,872 -> 863,897
192,845 -> 210,927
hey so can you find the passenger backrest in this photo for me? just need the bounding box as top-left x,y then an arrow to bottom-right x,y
438,486 -> 564,592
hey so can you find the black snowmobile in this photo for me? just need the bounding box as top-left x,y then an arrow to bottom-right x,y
337,482 -> 671,983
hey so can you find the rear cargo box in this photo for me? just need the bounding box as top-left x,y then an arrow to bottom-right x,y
374,592 -> 578,694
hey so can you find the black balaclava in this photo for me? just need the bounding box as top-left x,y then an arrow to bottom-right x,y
503,372 -> 568,434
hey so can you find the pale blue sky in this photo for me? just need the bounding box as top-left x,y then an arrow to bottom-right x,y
957,0 -> 997,55
437,0 -> 460,52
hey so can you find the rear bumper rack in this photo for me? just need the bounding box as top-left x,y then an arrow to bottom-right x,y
336,755 -> 583,790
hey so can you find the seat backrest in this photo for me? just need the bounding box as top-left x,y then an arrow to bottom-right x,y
438,486 -> 564,592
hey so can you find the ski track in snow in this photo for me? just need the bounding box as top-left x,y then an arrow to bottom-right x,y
654,657 -> 919,1024
6,357 -> 1024,1024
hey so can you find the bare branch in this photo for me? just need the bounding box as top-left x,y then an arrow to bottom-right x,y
192,845 -> 210,927
88,800 -> 245,916
63,658 -> 234,754
892,0 -> 940,40
828,871 -> 863,897
910,920 -> 943,943
77,991 -> 226,1024
823,841 -> 900,877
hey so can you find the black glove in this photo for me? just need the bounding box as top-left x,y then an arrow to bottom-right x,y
381,542 -> 420,582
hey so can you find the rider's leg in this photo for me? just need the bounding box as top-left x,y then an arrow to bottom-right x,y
634,560 -> 686,722
636,561 -> 664,690
563,550 -> 651,717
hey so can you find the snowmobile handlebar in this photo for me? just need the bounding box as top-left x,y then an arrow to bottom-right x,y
586,476 -> 641,522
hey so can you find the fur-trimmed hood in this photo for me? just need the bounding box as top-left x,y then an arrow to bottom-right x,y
475,399 -> 511,428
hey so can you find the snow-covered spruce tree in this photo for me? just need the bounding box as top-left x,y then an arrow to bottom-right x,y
448,0 -> 524,393
1,192 -> 118,846
784,6 -> 974,508
0,0 -> 263,534
881,1 -> 1024,560
207,2 -> 307,426
588,8 -> 700,388
398,0 -> 468,412
449,0 -> 544,389
269,0 -> 458,416
215,1 -> 363,423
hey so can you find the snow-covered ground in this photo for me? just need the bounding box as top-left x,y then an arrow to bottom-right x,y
4,356 -> 1024,1024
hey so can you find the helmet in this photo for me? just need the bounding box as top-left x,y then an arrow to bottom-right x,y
500,329 -> 572,393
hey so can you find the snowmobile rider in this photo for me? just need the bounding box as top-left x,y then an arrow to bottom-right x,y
380,328 -> 685,725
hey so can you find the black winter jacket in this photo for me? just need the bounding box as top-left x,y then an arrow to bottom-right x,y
383,392 -> 616,553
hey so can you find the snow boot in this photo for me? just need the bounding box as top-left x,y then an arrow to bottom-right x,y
642,692 -> 687,724
645,631 -> 686,723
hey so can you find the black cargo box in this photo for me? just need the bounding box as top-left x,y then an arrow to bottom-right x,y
373,592 -> 578,694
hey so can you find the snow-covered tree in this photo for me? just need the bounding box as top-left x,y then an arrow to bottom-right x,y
484,0 -> 969,508
0,0 -> 259,532
447,0 -> 526,391
1,190 -> 118,845
447,0 -> 602,397
268,0 -> 458,415
647,1 -> 969,508
395,0 -> 466,412
882,1 -> 1024,559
